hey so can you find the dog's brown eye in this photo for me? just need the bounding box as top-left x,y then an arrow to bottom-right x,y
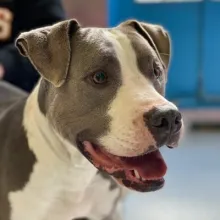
92,71 -> 108,84
153,63 -> 162,79
154,68 -> 161,79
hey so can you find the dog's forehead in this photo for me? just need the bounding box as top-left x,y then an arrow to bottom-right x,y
116,27 -> 157,59
74,27 -> 155,60
75,28 -> 116,53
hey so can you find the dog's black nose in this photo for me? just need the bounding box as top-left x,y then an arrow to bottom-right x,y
144,107 -> 182,135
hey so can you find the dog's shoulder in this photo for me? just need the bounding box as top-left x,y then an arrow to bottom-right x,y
0,97 -> 36,187
0,97 -> 37,220
0,97 -> 28,147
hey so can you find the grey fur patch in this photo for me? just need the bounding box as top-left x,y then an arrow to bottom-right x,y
0,97 -> 37,220
38,28 -> 122,146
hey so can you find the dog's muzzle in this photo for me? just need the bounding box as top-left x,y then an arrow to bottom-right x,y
76,104 -> 183,193
144,104 -> 182,147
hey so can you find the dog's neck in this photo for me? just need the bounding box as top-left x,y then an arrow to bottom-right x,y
23,83 -> 97,192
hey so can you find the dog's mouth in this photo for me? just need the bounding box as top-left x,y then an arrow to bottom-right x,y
77,141 -> 167,192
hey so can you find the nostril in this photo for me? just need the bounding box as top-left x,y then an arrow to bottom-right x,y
172,113 -> 182,134
174,113 -> 182,125
154,117 -> 169,128
175,118 -> 181,125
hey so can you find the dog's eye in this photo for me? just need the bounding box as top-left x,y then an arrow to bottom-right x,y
92,71 -> 108,84
153,62 -> 162,79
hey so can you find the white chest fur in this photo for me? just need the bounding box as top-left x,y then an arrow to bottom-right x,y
9,87 -> 120,220
9,161 -> 120,220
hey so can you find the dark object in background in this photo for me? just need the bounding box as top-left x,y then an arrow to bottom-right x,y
0,0 -> 65,92
63,0 -> 106,27
0,81 -> 27,113
191,123 -> 220,132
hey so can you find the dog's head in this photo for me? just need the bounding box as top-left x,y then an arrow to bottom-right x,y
16,19 -> 183,192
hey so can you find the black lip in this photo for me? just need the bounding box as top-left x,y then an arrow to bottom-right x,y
76,138 -> 92,159
167,145 -> 174,149
111,170 -> 165,192
121,178 -> 165,192
122,180 -> 165,192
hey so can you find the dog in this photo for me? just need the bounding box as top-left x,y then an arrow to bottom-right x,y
0,19 -> 183,220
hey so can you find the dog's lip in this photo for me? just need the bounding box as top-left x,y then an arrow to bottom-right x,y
81,141 -> 167,192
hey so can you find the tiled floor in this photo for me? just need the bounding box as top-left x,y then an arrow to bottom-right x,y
123,131 -> 220,220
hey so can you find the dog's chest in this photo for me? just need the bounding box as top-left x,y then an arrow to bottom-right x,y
9,160 -> 120,220
48,172 -> 120,220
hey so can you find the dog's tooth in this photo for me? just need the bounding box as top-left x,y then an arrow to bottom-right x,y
134,170 -> 140,179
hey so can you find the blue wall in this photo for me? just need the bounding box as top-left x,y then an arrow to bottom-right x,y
108,0 -> 220,108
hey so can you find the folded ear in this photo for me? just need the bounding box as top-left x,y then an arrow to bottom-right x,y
15,19 -> 80,87
120,20 -> 171,70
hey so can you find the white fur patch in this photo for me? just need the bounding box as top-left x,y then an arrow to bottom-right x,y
9,85 -> 121,220
99,30 -> 174,157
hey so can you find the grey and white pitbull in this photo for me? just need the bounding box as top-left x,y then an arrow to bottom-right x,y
0,19 -> 183,220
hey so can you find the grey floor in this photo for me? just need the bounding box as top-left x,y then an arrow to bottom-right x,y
123,131 -> 220,220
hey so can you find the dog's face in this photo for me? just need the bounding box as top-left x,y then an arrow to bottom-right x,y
16,19 -> 183,192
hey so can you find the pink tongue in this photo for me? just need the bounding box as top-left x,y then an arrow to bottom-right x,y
122,150 -> 167,179
83,141 -> 167,180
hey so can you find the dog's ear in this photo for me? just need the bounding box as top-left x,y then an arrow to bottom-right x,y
15,19 -> 80,87
120,20 -> 171,70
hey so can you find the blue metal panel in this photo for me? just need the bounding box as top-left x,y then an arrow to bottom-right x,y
107,0 -> 201,101
201,0 -> 220,98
